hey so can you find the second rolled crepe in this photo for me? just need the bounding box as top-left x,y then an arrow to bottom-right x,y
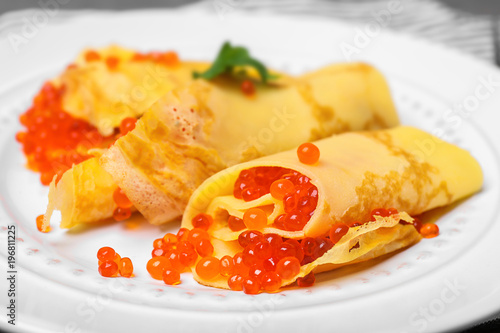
99,63 -> 399,226
180,126 -> 482,289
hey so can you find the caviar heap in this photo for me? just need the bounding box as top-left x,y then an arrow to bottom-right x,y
97,246 -> 134,278
15,49 -> 179,187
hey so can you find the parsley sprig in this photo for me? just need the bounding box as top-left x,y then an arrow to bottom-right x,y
193,42 -> 278,83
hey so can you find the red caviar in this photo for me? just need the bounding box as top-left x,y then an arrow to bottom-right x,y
119,117 -> 137,135
99,261 -> 118,277
243,208 -> 268,230
329,223 -> 349,244
297,143 -> 320,165
297,272 -> 315,287
36,214 -> 50,233
105,56 -> 119,70
119,257 -> 134,277
16,82 -> 115,186
270,179 -> 295,200
192,213 -> 213,231
242,277 -> 261,294
196,257 -> 220,280
196,239 -> 214,257
113,188 -> 133,208
113,207 -> 131,221
220,255 -> 235,277
228,274 -> 244,291
261,271 -> 282,292
420,223 -> 439,238
163,269 -> 181,285
276,257 -> 301,280
97,247 -> 116,262
241,80 -> 255,96
132,51 -> 179,67
85,50 -> 101,62
147,256 -> 171,280
228,216 -> 246,232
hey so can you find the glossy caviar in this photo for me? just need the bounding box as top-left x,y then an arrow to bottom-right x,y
97,247 -> 133,278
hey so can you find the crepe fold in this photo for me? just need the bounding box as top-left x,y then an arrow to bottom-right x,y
180,126 -> 482,288
55,45 -> 209,136
99,63 -> 399,226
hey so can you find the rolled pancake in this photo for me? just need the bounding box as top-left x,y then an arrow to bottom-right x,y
54,45 -> 209,135
181,126 -> 482,288
100,63 -> 399,225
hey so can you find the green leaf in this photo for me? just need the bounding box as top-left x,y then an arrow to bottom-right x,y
193,42 -> 278,83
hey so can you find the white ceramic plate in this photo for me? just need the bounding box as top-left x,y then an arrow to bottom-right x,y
1,8 -> 500,333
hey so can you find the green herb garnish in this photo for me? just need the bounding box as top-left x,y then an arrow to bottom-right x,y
193,42 -> 278,83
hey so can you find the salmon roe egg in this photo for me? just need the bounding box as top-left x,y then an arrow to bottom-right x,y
270,179 -> 295,200
276,257 -> 301,280
36,214 -> 50,233
228,274 -> 244,291
219,255 -> 235,277
105,56 -> 119,70
228,216 -> 246,232
297,143 -> 320,165
147,256 -> 171,280
241,80 -> 255,96
242,277 -> 261,294
119,257 -> 134,277
297,272 -> 315,287
412,217 -> 423,233
188,228 -> 210,245
162,233 -> 178,246
97,246 -> 116,262
261,271 -> 282,292
329,223 -> 349,244
191,213 -> 213,231
196,239 -> 214,257
177,227 -> 190,241
196,257 -> 220,280
99,261 -> 118,277
163,269 -> 181,285
85,50 -> 101,62
119,117 -> 137,135
243,208 -> 268,230
113,188 -> 133,208
420,223 -> 439,238
238,230 -> 263,248
113,207 -> 131,221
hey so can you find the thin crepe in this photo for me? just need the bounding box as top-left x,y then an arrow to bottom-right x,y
180,126 -> 483,288
100,63 -> 399,226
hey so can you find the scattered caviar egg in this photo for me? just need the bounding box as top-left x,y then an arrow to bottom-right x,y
219,255 -> 235,277
301,237 -> 317,256
105,56 -> 119,70
276,257 -> 301,280
119,257 -> 133,277
297,143 -> 320,165
263,256 -> 278,272
196,257 -> 220,280
152,248 -> 167,257
253,241 -> 273,260
238,230 -> 263,248
243,208 -> 268,230
285,239 -> 304,262
191,213 -> 213,231
329,223 -> 349,244
153,238 -> 165,249
297,272 -> 315,287
233,252 -> 250,276
261,271 -> 282,292
177,227 -> 190,241
196,239 -> 214,257
241,80 -> 255,96
113,188 -> 133,208
166,250 -> 186,272
276,242 -> 297,261
242,246 -> 260,267
85,50 -> 101,62
420,223 -> 439,238
99,261 -> 118,277
270,179 -> 295,200
412,217 -> 423,232
113,207 -> 131,221
370,208 -> 390,219
97,246 -> 116,262
242,277 -> 261,294
162,233 -> 178,246
188,228 -> 210,245
36,214 -> 50,233
228,216 -> 246,232
249,265 -> 265,282
113,253 -> 122,265
146,256 -> 171,280
119,117 -> 137,135
163,269 -> 181,285
284,211 -> 308,231
228,274 -> 244,291
388,207 -> 399,215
